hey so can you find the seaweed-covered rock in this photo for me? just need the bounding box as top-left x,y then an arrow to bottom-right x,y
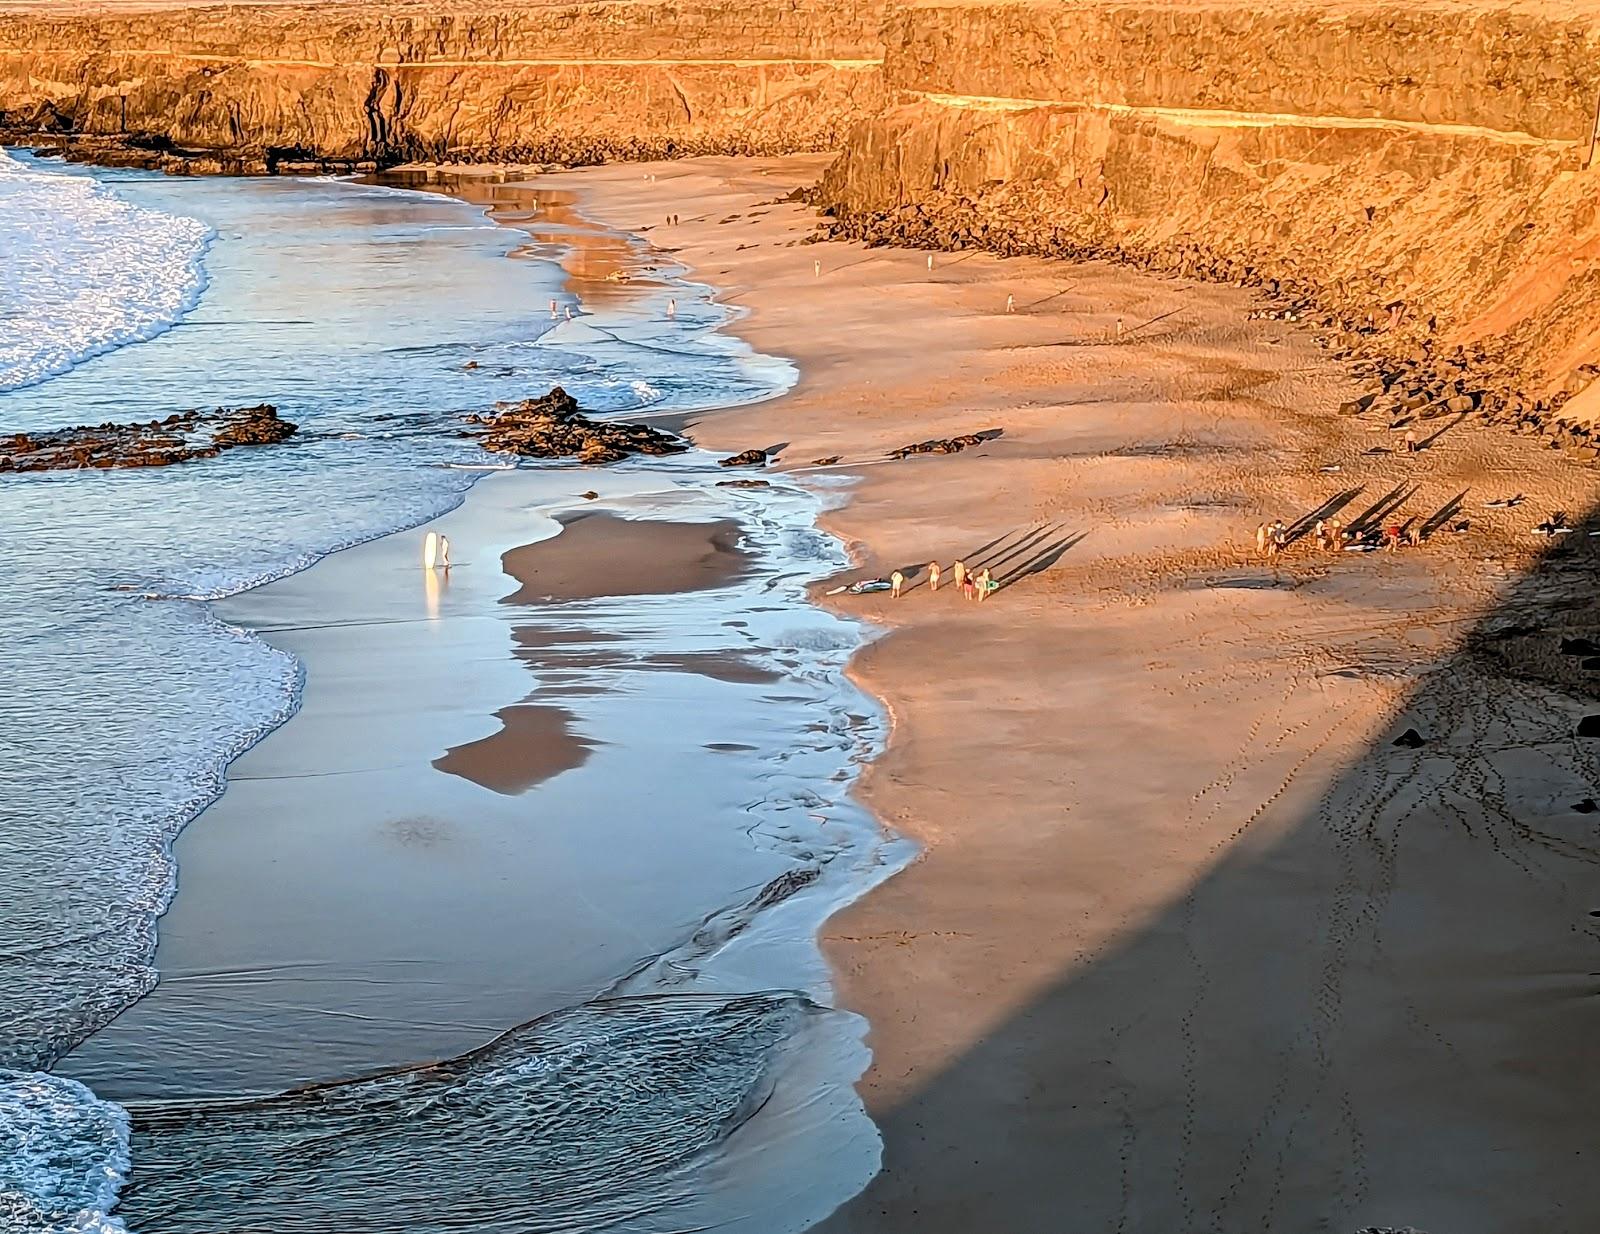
0,404 -> 295,472
718,448 -> 770,468
466,387 -> 687,464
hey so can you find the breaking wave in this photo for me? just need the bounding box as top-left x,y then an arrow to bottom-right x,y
0,151 -> 212,391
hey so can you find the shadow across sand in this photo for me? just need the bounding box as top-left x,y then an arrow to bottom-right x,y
821,502 -> 1600,1234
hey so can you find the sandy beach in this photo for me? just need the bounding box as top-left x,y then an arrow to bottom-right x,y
36,151 -> 1598,1231
527,156 -> 1600,1232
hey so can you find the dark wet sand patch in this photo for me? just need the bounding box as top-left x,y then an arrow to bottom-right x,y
502,512 -> 750,604
644,651 -> 781,684
513,628 -> 629,650
432,703 -> 594,795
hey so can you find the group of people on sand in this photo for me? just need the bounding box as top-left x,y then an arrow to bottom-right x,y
890,559 -> 997,601
1256,515 -> 1425,557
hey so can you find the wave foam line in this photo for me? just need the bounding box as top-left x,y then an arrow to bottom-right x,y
0,152 -> 213,393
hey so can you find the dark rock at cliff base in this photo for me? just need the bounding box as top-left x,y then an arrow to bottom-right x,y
1560,637 -> 1600,655
0,404 -> 295,472
889,433 -> 988,460
718,449 -> 769,468
1392,728 -> 1427,749
465,386 -> 687,465
1578,715 -> 1600,738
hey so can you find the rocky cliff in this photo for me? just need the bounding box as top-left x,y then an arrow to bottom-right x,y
816,0 -> 1600,410
0,0 -> 887,168
9,0 -> 1600,409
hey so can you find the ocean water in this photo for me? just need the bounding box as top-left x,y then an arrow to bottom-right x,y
0,154 -> 902,1232
0,151 -> 211,392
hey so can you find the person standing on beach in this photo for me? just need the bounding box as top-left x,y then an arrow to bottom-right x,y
1405,428 -> 1419,453
928,561 -> 942,592
1256,523 -> 1269,556
1115,317 -> 1126,342
1006,294 -> 1015,314
952,559 -> 967,595
891,569 -> 905,599
439,536 -> 452,569
667,298 -> 677,319
974,567 -> 993,602
1270,519 -> 1288,555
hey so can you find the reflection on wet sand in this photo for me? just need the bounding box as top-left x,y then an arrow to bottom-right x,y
432,702 -> 596,795
376,168 -> 665,306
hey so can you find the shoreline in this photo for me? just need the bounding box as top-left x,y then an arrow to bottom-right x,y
53,166 -> 914,1232
19,149 -> 1600,1231
538,155 -> 1600,1232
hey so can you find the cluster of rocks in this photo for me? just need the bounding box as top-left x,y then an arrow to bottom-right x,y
888,433 -> 988,460
813,196 -> 1592,460
1338,350 -> 1596,456
0,405 -> 295,472
464,387 -> 687,465
718,448 -> 769,468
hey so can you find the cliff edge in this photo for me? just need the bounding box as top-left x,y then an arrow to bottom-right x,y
8,0 -> 1600,410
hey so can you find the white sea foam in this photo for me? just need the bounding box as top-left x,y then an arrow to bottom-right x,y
0,151 -> 212,392
0,1070 -> 130,1234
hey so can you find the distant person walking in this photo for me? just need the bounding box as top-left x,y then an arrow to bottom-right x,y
1115,317 -> 1126,341
1270,519 -> 1288,555
439,535 -> 451,569
667,298 -> 677,319
1404,428 -> 1419,453
1006,294 -> 1015,314
928,561 -> 942,592
952,559 -> 968,594
974,567 -> 993,602
1256,523 -> 1269,556
890,569 -> 905,599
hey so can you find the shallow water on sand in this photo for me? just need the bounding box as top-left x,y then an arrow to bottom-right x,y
0,158 -> 901,1231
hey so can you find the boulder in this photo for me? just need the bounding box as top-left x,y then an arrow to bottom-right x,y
466,386 -> 687,464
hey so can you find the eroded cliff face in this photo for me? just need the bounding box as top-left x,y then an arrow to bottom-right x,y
8,0 -> 1600,408
0,0 -> 888,167
817,0 -> 1600,406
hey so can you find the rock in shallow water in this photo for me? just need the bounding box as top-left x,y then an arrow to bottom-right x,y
465,386 -> 687,464
0,404 -> 295,472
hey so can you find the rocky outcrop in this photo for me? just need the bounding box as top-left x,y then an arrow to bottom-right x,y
0,0 -> 887,171
0,405 -> 295,471
466,386 -> 687,463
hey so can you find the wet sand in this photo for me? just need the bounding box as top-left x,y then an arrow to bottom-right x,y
59,469 -> 873,1111
432,701 -> 593,795
501,510 -> 749,602
542,156 -> 1600,1233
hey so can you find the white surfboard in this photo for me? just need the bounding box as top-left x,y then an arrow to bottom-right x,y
423,531 -> 439,570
